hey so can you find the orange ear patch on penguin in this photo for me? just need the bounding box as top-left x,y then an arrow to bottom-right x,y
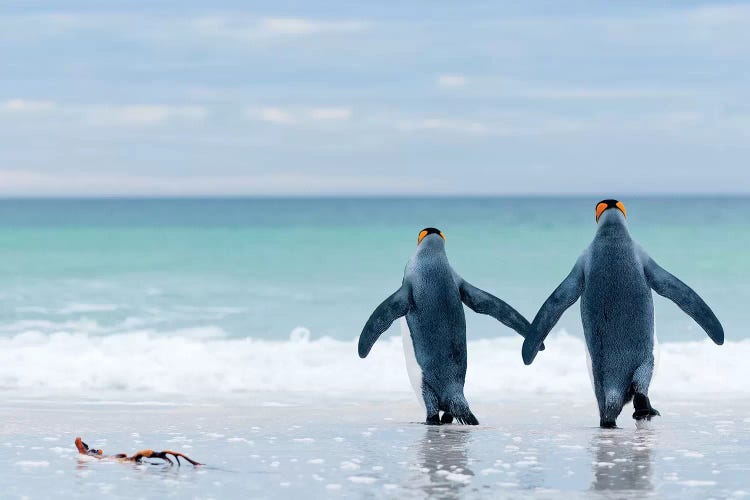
595,200 -> 627,223
417,227 -> 445,245
595,202 -> 608,222
616,201 -> 627,218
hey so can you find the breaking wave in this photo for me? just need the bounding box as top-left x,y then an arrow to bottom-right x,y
0,328 -> 743,398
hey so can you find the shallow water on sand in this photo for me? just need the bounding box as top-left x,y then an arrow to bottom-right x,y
1,396 -> 749,499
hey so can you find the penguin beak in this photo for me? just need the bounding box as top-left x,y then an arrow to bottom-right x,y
595,201 -> 627,223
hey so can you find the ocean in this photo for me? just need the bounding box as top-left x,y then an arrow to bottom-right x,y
0,196 -> 746,397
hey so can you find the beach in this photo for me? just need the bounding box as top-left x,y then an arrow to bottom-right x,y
2,395 -> 749,499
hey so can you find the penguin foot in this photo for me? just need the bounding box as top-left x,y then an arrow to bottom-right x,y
454,413 -> 479,425
425,414 -> 441,425
632,393 -> 660,421
633,408 -> 660,420
440,412 -> 454,424
599,420 -> 617,429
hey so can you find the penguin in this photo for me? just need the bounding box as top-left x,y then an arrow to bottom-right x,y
522,200 -> 724,428
359,227 -> 533,425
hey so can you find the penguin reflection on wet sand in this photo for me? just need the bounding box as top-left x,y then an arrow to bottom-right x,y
359,228 -> 534,425
591,430 -> 654,492
411,428 -> 474,496
523,200 -> 724,428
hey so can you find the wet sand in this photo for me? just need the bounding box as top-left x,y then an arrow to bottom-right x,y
1,395 -> 748,499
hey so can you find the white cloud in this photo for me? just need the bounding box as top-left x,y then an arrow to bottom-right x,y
437,74 -> 467,88
390,108 -> 750,142
394,114 -> 588,137
0,100 -> 209,128
307,107 -> 352,121
0,99 -> 56,112
0,169 -> 449,196
685,4 -> 750,24
248,106 -> 352,126
0,13 -> 367,44
446,75 -> 700,101
259,17 -> 365,36
190,16 -> 366,41
114,105 -> 170,123
517,87 -> 696,100
397,118 -> 488,136
254,107 -> 296,124
87,105 -> 207,126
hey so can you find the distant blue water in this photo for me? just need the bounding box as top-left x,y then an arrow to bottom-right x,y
0,197 -> 746,342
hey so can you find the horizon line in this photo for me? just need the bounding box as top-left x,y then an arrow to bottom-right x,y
1,193 -> 749,201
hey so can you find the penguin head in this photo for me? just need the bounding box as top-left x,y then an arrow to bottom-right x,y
417,227 -> 445,246
595,199 -> 627,224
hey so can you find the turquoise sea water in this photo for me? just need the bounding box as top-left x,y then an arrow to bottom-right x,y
0,197 -> 746,343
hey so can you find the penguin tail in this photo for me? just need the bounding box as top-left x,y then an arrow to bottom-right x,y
447,394 -> 479,425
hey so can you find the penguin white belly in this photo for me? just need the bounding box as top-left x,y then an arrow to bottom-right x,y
400,318 -> 425,409
585,342 -> 594,392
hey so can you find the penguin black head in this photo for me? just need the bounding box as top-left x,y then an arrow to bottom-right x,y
417,227 -> 445,245
595,199 -> 627,223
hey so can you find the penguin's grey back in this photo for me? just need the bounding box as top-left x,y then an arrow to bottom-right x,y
581,220 -> 654,391
404,245 -> 467,395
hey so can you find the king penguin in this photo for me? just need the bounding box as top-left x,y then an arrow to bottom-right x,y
522,200 -> 724,428
359,227 -> 533,425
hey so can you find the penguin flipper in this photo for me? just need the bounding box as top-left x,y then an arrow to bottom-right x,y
358,284 -> 411,358
459,280 -> 530,337
643,257 -> 724,345
523,257 -> 585,365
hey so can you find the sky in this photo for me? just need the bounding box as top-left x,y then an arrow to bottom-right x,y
1,0 -> 749,196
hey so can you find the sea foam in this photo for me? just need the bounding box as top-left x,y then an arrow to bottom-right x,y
0,329 -> 744,398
